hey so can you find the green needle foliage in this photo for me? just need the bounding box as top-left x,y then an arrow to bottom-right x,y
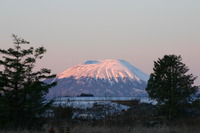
0,34 -> 57,129
146,55 -> 199,119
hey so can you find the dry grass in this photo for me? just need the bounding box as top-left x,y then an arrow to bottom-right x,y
2,125 -> 199,133
71,125 -> 200,133
0,130 -> 42,133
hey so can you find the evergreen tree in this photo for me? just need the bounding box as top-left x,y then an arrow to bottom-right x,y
146,55 -> 199,119
0,34 -> 56,129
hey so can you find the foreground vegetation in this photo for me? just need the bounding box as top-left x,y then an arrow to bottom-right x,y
2,99 -> 200,132
1,124 -> 200,133
0,35 -> 56,129
72,125 -> 200,133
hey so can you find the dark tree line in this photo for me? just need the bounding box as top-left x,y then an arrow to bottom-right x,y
0,34 -> 56,129
146,55 -> 199,119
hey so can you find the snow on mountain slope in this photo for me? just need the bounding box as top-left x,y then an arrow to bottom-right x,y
46,59 -> 149,99
56,59 -> 149,84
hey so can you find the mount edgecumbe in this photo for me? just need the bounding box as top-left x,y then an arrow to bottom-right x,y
46,59 -> 149,99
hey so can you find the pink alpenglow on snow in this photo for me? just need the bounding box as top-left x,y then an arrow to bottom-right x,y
46,59 -> 149,99
57,59 -> 149,84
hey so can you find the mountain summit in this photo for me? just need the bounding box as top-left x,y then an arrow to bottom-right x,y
46,59 -> 149,99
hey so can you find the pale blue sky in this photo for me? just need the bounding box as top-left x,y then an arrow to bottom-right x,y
0,0 -> 200,84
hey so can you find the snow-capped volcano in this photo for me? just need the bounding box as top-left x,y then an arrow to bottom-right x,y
57,59 -> 149,84
46,59 -> 149,99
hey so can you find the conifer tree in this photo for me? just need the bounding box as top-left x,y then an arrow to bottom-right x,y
146,55 -> 198,119
0,34 -> 56,129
